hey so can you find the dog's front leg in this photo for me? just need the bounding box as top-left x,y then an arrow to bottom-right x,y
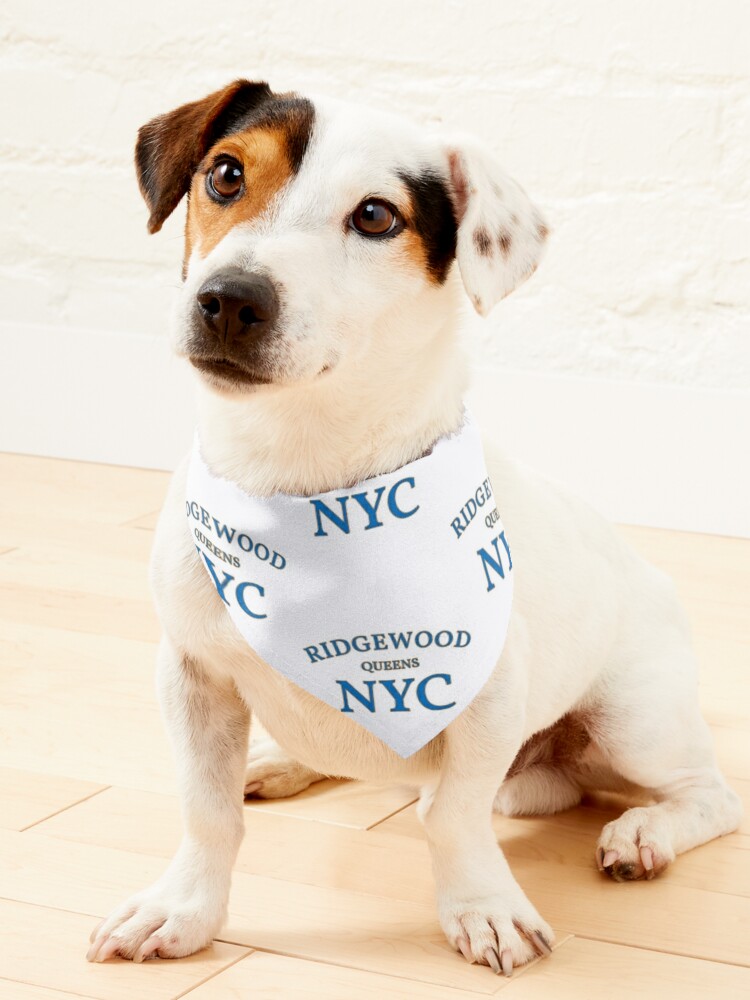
422,693 -> 554,975
87,638 -> 249,962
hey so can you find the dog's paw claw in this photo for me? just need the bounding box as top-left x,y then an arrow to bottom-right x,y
640,845 -> 655,878
530,929 -> 552,956
457,937 -> 474,963
501,948 -> 514,977
133,933 -> 163,963
484,947 -> 502,974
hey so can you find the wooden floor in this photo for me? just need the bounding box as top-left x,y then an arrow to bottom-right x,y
0,451 -> 748,1000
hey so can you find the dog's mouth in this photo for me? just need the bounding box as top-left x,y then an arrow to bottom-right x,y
188,356 -> 273,386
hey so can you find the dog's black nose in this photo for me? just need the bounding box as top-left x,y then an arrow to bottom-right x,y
196,269 -> 279,347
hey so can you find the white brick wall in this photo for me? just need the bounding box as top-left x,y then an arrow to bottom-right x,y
2,0 -> 748,388
1,1 -> 749,532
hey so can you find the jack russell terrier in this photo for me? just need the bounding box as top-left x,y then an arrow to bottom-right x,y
87,80 -> 741,976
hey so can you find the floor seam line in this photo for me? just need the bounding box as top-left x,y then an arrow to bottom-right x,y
0,974 -> 99,1000
19,784 -> 113,833
365,795 -> 420,831
171,945 -> 255,999
572,932 -> 750,969
211,942 -> 502,995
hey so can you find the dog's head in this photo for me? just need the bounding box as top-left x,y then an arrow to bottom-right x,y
136,80 -> 548,394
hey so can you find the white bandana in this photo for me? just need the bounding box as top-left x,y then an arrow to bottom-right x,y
186,412 -> 513,757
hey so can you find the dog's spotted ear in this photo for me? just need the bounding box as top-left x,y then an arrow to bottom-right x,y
445,136 -> 549,316
135,80 -> 272,234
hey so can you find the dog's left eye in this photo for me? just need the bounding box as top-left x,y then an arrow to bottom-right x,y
349,199 -> 401,237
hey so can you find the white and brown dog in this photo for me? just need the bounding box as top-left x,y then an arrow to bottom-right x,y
87,80 -> 741,974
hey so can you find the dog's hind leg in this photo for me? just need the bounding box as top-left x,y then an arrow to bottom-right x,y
244,735 -> 326,799
493,712 -> 588,816
495,765 -> 582,816
590,646 -> 742,881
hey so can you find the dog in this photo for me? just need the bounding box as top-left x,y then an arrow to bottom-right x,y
86,80 -> 742,974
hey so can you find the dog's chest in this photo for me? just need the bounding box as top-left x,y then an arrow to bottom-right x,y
151,474 -> 437,783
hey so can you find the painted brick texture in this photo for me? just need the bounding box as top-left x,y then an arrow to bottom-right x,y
1,0 -> 748,388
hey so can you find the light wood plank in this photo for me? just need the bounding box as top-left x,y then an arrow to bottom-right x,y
618,525 -> 750,730
617,525 -> 750,606
34,782 -> 750,906
712,725 -> 750,781
0,766 -> 106,831
6,810 -> 749,974
0,829 -> 569,994
0,899 -> 249,1000
0,620 -> 412,821
124,510 -> 160,531
242,776 -> 417,829
0,982 -> 99,1000
0,623 -> 173,793
185,950 -> 513,999
3,455 -> 749,996
381,794 -> 750,898
0,514 -> 154,562
36,787 -> 434,903
0,582 -> 159,642
501,936 -> 750,999
0,541 -> 154,602
0,453 -> 169,526
377,806 -> 750,965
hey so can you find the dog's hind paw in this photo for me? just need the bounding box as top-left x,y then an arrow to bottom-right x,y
245,737 -> 325,799
596,806 -> 675,881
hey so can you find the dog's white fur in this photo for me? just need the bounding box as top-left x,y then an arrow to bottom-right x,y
89,93 -> 742,972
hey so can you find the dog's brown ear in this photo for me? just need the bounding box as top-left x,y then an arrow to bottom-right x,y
135,80 -> 272,234
444,135 -> 549,316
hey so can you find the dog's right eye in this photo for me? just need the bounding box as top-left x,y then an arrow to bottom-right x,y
207,158 -> 244,202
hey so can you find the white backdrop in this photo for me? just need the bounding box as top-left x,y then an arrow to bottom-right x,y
1,0 -> 748,534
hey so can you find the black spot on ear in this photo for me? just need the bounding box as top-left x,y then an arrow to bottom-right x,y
399,169 -> 458,283
473,228 -> 493,256
498,230 -> 513,257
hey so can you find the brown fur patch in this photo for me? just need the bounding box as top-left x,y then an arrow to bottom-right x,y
135,80 -> 314,248
136,80 -> 273,234
506,712 -> 591,780
187,127 -> 294,260
537,221 -> 549,241
473,228 -> 493,256
498,230 -> 513,257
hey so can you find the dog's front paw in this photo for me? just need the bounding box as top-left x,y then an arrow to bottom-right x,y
440,892 -> 554,975
245,737 -> 324,799
86,883 -> 224,963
